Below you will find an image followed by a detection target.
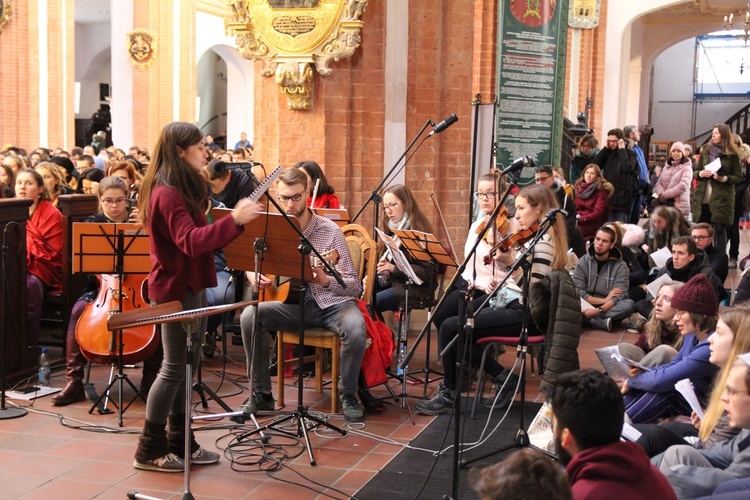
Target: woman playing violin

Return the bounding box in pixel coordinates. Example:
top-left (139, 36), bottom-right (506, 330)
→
top-left (416, 184), bottom-right (569, 415)
top-left (51, 176), bottom-right (158, 406)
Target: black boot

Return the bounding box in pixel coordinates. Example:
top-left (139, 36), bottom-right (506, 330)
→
top-left (133, 419), bottom-right (183, 472)
top-left (167, 414), bottom-right (219, 465)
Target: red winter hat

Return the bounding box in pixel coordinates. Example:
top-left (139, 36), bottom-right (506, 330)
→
top-left (670, 274), bottom-right (718, 317)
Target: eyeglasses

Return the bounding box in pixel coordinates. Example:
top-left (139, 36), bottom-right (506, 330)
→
top-left (101, 198), bottom-right (127, 206)
top-left (607, 139), bottom-right (619, 144)
top-left (724, 386), bottom-right (749, 397)
top-left (474, 192), bottom-right (497, 200)
top-left (277, 193), bottom-right (304, 203)
top-left (383, 202), bottom-right (401, 212)
top-left (692, 235), bottom-right (711, 240)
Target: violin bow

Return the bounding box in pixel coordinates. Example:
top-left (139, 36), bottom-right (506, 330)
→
top-left (430, 191), bottom-right (456, 258)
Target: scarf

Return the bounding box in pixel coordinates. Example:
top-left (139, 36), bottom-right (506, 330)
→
top-left (575, 181), bottom-right (598, 200)
top-left (388, 212), bottom-right (410, 232)
top-left (709, 141), bottom-right (724, 163)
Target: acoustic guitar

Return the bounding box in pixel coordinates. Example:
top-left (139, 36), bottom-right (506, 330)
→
top-left (260, 249), bottom-right (340, 304)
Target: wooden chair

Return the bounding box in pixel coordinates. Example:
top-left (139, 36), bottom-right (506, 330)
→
top-left (277, 223), bottom-right (378, 413)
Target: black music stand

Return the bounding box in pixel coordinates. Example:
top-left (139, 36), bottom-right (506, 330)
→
top-left (392, 228), bottom-right (457, 394)
top-left (113, 300), bottom-right (254, 500)
top-left (215, 209), bottom-right (347, 465)
top-left (72, 222), bottom-right (151, 426)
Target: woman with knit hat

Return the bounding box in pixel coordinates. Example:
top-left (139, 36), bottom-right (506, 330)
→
top-left (621, 274), bottom-right (720, 424)
top-left (652, 141), bottom-right (692, 219)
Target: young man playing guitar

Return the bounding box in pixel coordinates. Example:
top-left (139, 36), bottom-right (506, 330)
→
top-left (239, 167), bottom-right (367, 422)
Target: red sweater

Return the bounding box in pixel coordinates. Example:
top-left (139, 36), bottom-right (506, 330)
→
top-left (26, 199), bottom-right (63, 292)
top-left (567, 441), bottom-right (676, 500)
top-left (147, 185), bottom-right (242, 302)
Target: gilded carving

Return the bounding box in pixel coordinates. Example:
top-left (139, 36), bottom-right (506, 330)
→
top-left (225, 0), bottom-right (368, 110)
top-left (126, 30), bottom-right (157, 71)
top-left (0, 0), bottom-right (12, 35)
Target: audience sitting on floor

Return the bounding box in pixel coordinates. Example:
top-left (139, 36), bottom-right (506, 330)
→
top-left (653, 353), bottom-right (750, 498)
top-left (547, 369), bottom-right (676, 499)
top-left (622, 274), bottom-right (719, 424)
top-left (572, 226), bottom-right (635, 332)
top-left (634, 305), bottom-right (750, 458)
top-left (617, 280), bottom-right (684, 368)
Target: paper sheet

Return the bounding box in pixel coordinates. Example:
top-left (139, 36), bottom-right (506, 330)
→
top-left (6, 386), bottom-right (61, 401)
top-left (611, 353), bottom-right (652, 372)
top-left (594, 346), bottom-right (630, 380)
top-left (646, 273), bottom-right (671, 301)
top-left (622, 422), bottom-right (643, 442)
top-left (704, 157), bottom-right (722, 173)
top-left (675, 378), bottom-right (705, 419)
top-left (375, 227), bottom-right (423, 285)
top-left (581, 298), bottom-right (597, 311)
top-left (649, 247), bottom-right (672, 270)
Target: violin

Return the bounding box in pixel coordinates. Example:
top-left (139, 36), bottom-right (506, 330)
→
top-left (76, 274), bottom-right (159, 365)
top-left (476, 206), bottom-right (511, 244)
top-left (483, 222), bottom-right (540, 265)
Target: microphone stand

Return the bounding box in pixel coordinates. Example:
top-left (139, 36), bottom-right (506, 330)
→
top-left (460, 210), bottom-right (560, 468)
top-left (0, 223), bottom-right (27, 420)
top-left (350, 118), bottom-right (434, 236)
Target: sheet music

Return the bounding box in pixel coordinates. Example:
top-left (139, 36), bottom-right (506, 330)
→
top-left (675, 378), bottom-right (705, 419)
top-left (248, 166), bottom-right (282, 202)
top-left (611, 353), bottom-right (652, 372)
top-left (375, 227), bottom-right (423, 285)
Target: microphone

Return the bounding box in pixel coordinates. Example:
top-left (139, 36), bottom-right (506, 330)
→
top-left (213, 161), bottom-right (263, 174)
top-left (500, 156), bottom-right (535, 176)
top-left (542, 207), bottom-right (568, 224)
top-left (428, 114), bottom-right (458, 136)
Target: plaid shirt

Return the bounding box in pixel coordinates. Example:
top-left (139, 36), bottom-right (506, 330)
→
top-left (304, 212), bottom-right (362, 308)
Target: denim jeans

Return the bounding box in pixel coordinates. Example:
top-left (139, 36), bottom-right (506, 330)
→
top-left (241, 299), bottom-right (366, 396)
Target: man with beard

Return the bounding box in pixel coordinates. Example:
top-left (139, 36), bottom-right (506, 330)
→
top-left (547, 369), bottom-right (676, 499)
top-left (572, 226), bottom-right (635, 332)
top-left (239, 167), bottom-right (367, 422)
top-left (592, 128), bottom-right (638, 223)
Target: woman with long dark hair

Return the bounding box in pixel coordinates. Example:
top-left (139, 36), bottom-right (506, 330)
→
top-left (573, 163), bottom-right (613, 241)
top-left (294, 160), bottom-right (341, 209)
top-left (133, 122), bottom-right (262, 472)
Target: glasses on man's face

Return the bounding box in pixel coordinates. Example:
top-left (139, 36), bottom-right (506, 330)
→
top-left (474, 192), bottom-right (497, 200)
top-left (383, 202), bottom-right (401, 212)
top-left (607, 140), bottom-right (618, 144)
top-left (693, 235), bottom-right (710, 241)
top-left (278, 193), bottom-right (304, 204)
top-left (101, 198), bottom-right (127, 206)
top-left (724, 385), bottom-right (749, 397)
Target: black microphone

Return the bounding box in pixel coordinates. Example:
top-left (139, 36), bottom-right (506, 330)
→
top-left (543, 207), bottom-right (568, 224)
top-left (213, 161), bottom-right (263, 174)
top-left (428, 114), bottom-right (458, 137)
top-left (500, 156), bottom-right (535, 176)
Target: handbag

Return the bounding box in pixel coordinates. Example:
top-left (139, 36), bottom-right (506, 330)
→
top-left (527, 400), bottom-right (556, 453)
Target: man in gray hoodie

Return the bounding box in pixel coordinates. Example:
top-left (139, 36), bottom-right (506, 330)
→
top-left (573, 226), bottom-right (635, 331)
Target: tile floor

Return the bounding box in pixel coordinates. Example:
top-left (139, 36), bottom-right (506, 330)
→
top-left (1, 241), bottom-right (745, 499)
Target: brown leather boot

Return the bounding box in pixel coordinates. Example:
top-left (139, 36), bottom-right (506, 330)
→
top-left (51, 328), bottom-right (87, 406)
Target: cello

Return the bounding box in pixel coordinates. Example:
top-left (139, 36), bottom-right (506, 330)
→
top-left (75, 273), bottom-right (159, 366)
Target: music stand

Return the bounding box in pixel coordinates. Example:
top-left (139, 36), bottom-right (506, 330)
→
top-left (312, 207), bottom-right (350, 228)
top-left (392, 228), bottom-right (457, 393)
top-left (72, 222), bottom-right (151, 426)
top-left (112, 300), bottom-right (255, 500)
top-left (215, 209), bottom-right (347, 465)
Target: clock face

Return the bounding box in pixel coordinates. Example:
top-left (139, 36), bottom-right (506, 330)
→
top-left (509, 0), bottom-right (556, 28)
